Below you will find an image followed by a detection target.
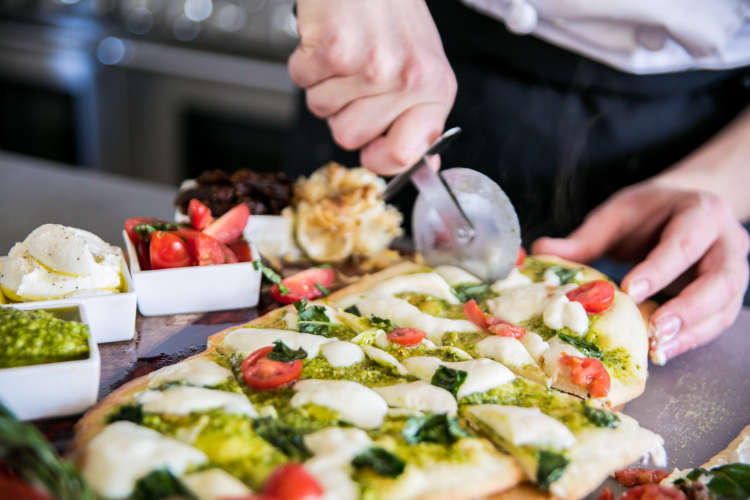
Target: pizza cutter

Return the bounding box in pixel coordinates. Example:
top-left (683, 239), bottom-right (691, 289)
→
top-left (384, 127), bottom-right (521, 282)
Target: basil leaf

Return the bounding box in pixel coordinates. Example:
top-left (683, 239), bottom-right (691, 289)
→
top-left (537, 450), bottom-right (569, 490)
top-left (352, 447), bottom-right (405, 478)
top-left (133, 222), bottom-right (178, 237)
top-left (402, 414), bottom-right (470, 445)
top-left (295, 299), bottom-right (337, 337)
top-left (132, 468), bottom-right (195, 500)
top-left (107, 404), bottom-right (143, 424)
top-left (252, 417), bottom-right (311, 461)
top-left (686, 468), bottom-right (708, 481)
top-left (706, 463), bottom-right (750, 498)
top-left (367, 315), bottom-right (396, 333)
top-left (558, 333), bottom-right (602, 359)
top-left (253, 260), bottom-right (289, 295)
top-left (453, 283), bottom-right (493, 303)
top-left (315, 282), bottom-right (330, 296)
top-left (581, 402), bottom-right (619, 428)
top-left (266, 340), bottom-right (307, 363)
top-left (430, 366), bottom-right (467, 397)
top-left (550, 266), bottom-right (579, 284)
top-left (344, 305), bottom-right (362, 316)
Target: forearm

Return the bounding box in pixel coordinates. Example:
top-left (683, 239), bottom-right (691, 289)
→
top-left (653, 105), bottom-right (750, 222)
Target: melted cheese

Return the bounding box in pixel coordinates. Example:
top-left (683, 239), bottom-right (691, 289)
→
top-left (466, 405), bottom-right (576, 449)
top-left (475, 336), bottom-right (537, 370)
top-left (490, 267), bottom-right (532, 293)
top-left (403, 357), bottom-right (515, 399)
top-left (304, 427), bottom-right (373, 465)
top-left (147, 358), bottom-right (232, 388)
top-left (135, 386), bottom-right (256, 416)
top-left (541, 337), bottom-right (584, 379)
top-left (543, 294), bottom-right (589, 334)
top-left (82, 421), bottom-right (207, 499)
top-left (374, 381), bottom-right (457, 415)
top-left (291, 379), bottom-right (388, 429)
top-left (361, 345), bottom-right (408, 375)
top-left (542, 268), bottom-right (562, 286)
top-left (305, 459), bottom-right (359, 500)
top-left (221, 328), bottom-right (332, 358)
top-left (365, 272), bottom-right (459, 303)
top-left (434, 265), bottom-right (482, 286)
top-left (182, 469), bottom-right (252, 500)
top-left (486, 283), bottom-right (552, 324)
top-left (521, 331), bottom-right (550, 363)
top-left (320, 341), bottom-right (364, 367)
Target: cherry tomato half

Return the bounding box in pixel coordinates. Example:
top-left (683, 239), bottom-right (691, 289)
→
top-left (559, 354), bottom-right (611, 398)
top-left (566, 280), bottom-right (615, 313)
top-left (149, 231), bottom-right (192, 270)
top-left (487, 319), bottom-right (526, 339)
top-left (228, 238), bottom-right (253, 262)
top-left (387, 328), bottom-right (426, 346)
top-left (516, 247), bottom-right (527, 267)
top-left (188, 198), bottom-right (214, 231)
top-left (241, 346), bottom-right (302, 390)
top-left (615, 468), bottom-right (670, 487)
top-left (204, 203), bottom-right (250, 244)
top-left (619, 484), bottom-right (685, 500)
top-left (463, 299), bottom-right (489, 330)
top-left (177, 228), bottom-right (223, 266)
top-left (124, 217), bottom-right (156, 270)
top-left (263, 463), bottom-right (323, 500)
top-left (271, 268), bottom-right (336, 304)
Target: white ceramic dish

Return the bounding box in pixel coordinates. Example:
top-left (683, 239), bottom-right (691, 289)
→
top-left (123, 230), bottom-right (262, 316)
top-left (0, 255), bottom-right (137, 343)
top-left (0, 302), bottom-right (100, 420)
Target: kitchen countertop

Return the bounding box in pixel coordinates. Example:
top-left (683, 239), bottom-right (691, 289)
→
top-left (1, 151), bottom-right (748, 492)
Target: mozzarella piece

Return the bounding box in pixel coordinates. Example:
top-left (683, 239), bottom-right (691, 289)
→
top-left (466, 405), bottom-right (576, 449)
top-left (291, 380), bottom-right (388, 429)
top-left (521, 331), bottom-right (550, 363)
top-left (403, 357), bottom-right (515, 399)
top-left (435, 345), bottom-right (472, 360)
top-left (374, 381), bottom-right (457, 415)
top-left (434, 265), bottom-right (482, 286)
top-left (82, 421), bottom-right (207, 499)
top-left (361, 345), bottom-right (408, 375)
top-left (305, 459), bottom-right (359, 500)
top-left (24, 224), bottom-right (120, 276)
top-left (475, 336), bottom-right (537, 370)
top-left (147, 358), bottom-right (233, 388)
top-left (304, 427), bottom-right (373, 465)
top-left (135, 386), bottom-right (256, 417)
top-left (542, 268), bottom-right (562, 286)
top-left (543, 294), bottom-right (589, 335)
top-left (490, 267), bottom-right (532, 292)
top-left (365, 272), bottom-right (460, 303)
top-left (486, 283), bottom-right (552, 324)
top-left (321, 341), bottom-right (364, 367)
top-left (221, 328), bottom-right (332, 358)
top-left (541, 337), bottom-right (584, 379)
top-left (183, 469), bottom-right (252, 500)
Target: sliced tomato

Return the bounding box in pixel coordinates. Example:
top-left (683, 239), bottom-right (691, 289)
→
top-left (559, 354), bottom-right (611, 398)
top-left (177, 228), bottom-right (224, 266)
top-left (228, 238), bottom-right (253, 262)
top-left (219, 242), bottom-right (239, 264)
top-left (124, 217), bottom-right (156, 270)
top-left (0, 476), bottom-right (54, 500)
top-left (487, 318), bottom-right (526, 338)
top-left (270, 267), bottom-right (336, 305)
top-left (241, 346), bottom-right (302, 390)
top-left (566, 280), bottom-right (615, 313)
top-left (149, 231), bottom-right (192, 270)
top-left (188, 198), bottom-right (214, 231)
top-left (263, 463), bottom-right (323, 500)
top-left (595, 487), bottom-right (615, 500)
top-left (615, 469), bottom-right (670, 487)
top-left (516, 246), bottom-right (527, 266)
top-left (387, 328), bottom-right (426, 346)
top-left (204, 203), bottom-right (250, 244)
top-left (464, 299), bottom-right (489, 329)
top-left (619, 484), bottom-right (685, 500)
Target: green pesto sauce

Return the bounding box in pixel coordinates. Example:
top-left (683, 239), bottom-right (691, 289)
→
top-left (520, 257), bottom-right (581, 284)
top-left (0, 307), bottom-right (90, 368)
top-left (394, 292), bottom-right (465, 319)
top-left (300, 355), bottom-right (414, 386)
top-left (600, 347), bottom-right (633, 378)
top-left (440, 331), bottom-right (485, 353)
top-left (141, 411), bottom-right (287, 489)
top-left (459, 378), bottom-right (593, 432)
top-left (520, 315), bottom-right (566, 341)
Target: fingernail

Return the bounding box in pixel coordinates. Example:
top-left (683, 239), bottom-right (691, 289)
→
top-left (651, 314), bottom-right (682, 342)
top-left (627, 279), bottom-right (650, 302)
top-left (657, 338), bottom-right (682, 362)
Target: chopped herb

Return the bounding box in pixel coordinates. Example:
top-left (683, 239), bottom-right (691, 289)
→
top-left (581, 402), bottom-right (619, 428)
top-left (402, 414), bottom-right (470, 444)
top-left (430, 366), bottom-right (467, 397)
top-left (133, 222), bottom-right (179, 237)
top-left (266, 340), bottom-right (307, 363)
top-left (252, 417), bottom-right (311, 461)
top-left (295, 299), bottom-right (337, 337)
top-left (107, 404), bottom-right (143, 424)
top-left (314, 282), bottom-right (330, 296)
top-left (537, 450), bottom-right (569, 490)
top-left (686, 468), bottom-right (707, 481)
top-left (367, 315), bottom-right (396, 333)
top-left (550, 266), bottom-right (579, 284)
top-left (132, 468), bottom-right (195, 500)
top-left (352, 447), bottom-right (405, 478)
top-left (253, 260), bottom-right (289, 295)
top-left (558, 333), bottom-right (602, 359)
top-left (706, 464), bottom-right (750, 498)
top-left (453, 283), bottom-right (493, 303)
top-left (344, 305), bottom-right (361, 316)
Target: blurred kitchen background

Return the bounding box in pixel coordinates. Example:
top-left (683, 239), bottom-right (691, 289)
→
top-left (0, 0), bottom-right (298, 184)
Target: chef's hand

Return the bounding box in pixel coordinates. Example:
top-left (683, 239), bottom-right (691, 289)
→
top-left (288, 0), bottom-right (456, 175)
top-left (532, 182), bottom-right (750, 364)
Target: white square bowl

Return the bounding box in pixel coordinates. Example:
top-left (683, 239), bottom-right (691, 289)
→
top-left (0, 302), bottom-right (100, 420)
top-left (123, 230), bottom-right (262, 316)
top-left (0, 256), bottom-right (137, 343)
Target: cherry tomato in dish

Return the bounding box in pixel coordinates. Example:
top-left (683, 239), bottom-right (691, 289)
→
top-left (219, 242), bottom-right (239, 264)
top-left (241, 346), bottom-right (302, 390)
top-left (463, 299), bottom-right (489, 329)
top-left (271, 267), bottom-right (336, 304)
top-left (559, 354), bottom-right (611, 398)
top-left (566, 280), bottom-right (615, 313)
top-left (387, 328), bottom-right (426, 346)
top-left (228, 238), bottom-right (253, 262)
top-left (487, 318), bottom-right (526, 339)
top-left (188, 198), bottom-right (214, 231)
top-left (204, 203), bottom-right (250, 244)
top-left (149, 231), bottom-right (192, 270)
top-left (0, 473), bottom-right (54, 500)
top-left (619, 484), bottom-right (685, 500)
top-left (595, 487), bottom-right (615, 500)
top-left (615, 468), bottom-right (670, 487)
top-left (516, 247), bottom-right (527, 266)
top-left (177, 228), bottom-right (223, 266)
top-left (124, 217), bottom-right (156, 270)
top-left (263, 463), bottom-right (323, 500)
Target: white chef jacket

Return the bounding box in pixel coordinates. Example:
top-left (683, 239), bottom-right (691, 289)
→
top-left (462, 0), bottom-right (750, 74)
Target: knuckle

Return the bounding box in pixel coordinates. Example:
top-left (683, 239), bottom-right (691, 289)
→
top-left (322, 33), bottom-right (355, 74)
top-left (305, 92), bottom-right (331, 118)
top-left (362, 47), bottom-right (388, 85)
top-left (675, 234), bottom-right (702, 262)
top-left (387, 145), bottom-right (416, 169)
top-left (329, 121), bottom-right (361, 151)
top-left (399, 57), bottom-right (426, 92)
